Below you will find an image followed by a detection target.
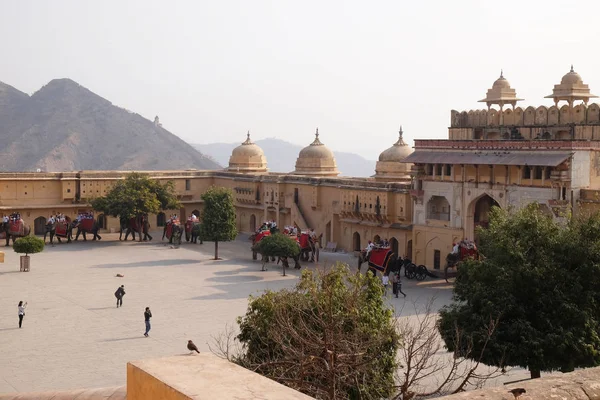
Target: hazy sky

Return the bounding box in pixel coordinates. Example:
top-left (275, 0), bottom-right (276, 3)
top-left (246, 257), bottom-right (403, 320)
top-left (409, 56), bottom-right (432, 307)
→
top-left (1, 1), bottom-right (599, 160)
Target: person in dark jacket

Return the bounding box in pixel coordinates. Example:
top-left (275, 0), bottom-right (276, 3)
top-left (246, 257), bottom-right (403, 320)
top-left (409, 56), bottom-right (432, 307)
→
top-left (144, 307), bottom-right (152, 337)
top-left (115, 285), bottom-right (125, 308)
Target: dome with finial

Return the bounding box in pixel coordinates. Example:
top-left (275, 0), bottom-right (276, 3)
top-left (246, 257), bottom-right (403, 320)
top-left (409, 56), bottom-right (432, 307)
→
top-left (479, 70), bottom-right (523, 108)
top-left (378, 126), bottom-right (413, 162)
top-left (227, 131), bottom-right (268, 173)
top-left (374, 126), bottom-right (413, 181)
top-left (293, 129), bottom-right (339, 176)
top-left (561, 65), bottom-right (583, 85)
top-left (546, 65), bottom-right (597, 104)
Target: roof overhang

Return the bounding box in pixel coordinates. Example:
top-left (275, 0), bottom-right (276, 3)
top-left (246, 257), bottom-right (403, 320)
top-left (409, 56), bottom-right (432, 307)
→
top-left (401, 151), bottom-right (572, 167)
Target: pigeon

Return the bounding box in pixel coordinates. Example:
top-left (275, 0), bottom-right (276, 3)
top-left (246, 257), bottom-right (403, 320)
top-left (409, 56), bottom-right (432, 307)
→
top-left (187, 340), bottom-right (200, 353)
top-left (508, 388), bottom-right (526, 399)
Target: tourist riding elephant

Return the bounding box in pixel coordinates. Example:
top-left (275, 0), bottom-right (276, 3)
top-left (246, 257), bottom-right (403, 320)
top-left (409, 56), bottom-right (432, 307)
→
top-left (249, 231), bottom-right (275, 262)
top-left (298, 232), bottom-right (321, 262)
top-left (1, 219), bottom-right (31, 246)
top-left (44, 220), bottom-right (73, 244)
top-left (73, 218), bottom-right (102, 241)
top-left (163, 221), bottom-right (183, 245)
top-left (184, 220), bottom-right (202, 244)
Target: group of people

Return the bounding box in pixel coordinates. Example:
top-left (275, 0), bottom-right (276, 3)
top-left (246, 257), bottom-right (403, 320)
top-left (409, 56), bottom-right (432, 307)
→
top-left (186, 214), bottom-right (199, 223)
top-left (2, 213), bottom-right (22, 223)
top-left (48, 213), bottom-right (68, 224)
top-left (382, 271), bottom-right (407, 298)
top-left (257, 220), bottom-right (277, 233)
top-left (364, 238), bottom-right (391, 257)
top-left (168, 214), bottom-right (180, 224)
top-left (77, 212), bottom-right (94, 220)
top-left (114, 285), bottom-right (153, 337)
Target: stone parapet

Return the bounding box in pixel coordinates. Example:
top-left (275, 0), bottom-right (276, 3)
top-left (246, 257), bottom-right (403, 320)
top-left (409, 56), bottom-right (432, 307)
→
top-left (438, 367), bottom-right (600, 399)
top-left (127, 354), bottom-right (314, 400)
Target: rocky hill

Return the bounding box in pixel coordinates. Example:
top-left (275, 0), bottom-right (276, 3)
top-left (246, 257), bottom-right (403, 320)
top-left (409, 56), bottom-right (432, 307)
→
top-left (193, 138), bottom-right (376, 177)
top-left (0, 79), bottom-right (221, 172)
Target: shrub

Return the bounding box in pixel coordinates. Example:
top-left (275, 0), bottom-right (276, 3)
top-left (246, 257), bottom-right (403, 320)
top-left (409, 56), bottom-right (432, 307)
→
top-left (13, 235), bottom-right (45, 256)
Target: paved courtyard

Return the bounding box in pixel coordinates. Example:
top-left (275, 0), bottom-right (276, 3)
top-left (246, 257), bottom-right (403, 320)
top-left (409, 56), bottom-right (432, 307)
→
top-left (0, 232), bottom-right (525, 394)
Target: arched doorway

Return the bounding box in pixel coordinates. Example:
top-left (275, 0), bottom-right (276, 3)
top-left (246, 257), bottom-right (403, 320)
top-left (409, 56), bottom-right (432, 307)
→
top-left (353, 232), bottom-right (361, 251)
top-left (249, 214), bottom-right (256, 232)
top-left (473, 195), bottom-right (500, 242)
top-left (34, 216), bottom-right (46, 235)
top-left (157, 212), bottom-right (166, 227)
top-left (389, 237), bottom-right (399, 256)
top-left (97, 214), bottom-right (106, 229)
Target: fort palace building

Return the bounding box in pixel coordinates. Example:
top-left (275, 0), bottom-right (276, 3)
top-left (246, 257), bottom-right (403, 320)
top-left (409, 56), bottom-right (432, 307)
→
top-left (3, 66), bottom-right (600, 272)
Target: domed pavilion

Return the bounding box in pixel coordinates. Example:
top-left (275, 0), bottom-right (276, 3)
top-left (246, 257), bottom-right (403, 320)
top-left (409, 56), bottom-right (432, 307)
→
top-left (478, 70), bottom-right (523, 110)
top-left (545, 65), bottom-right (598, 106)
top-left (293, 129), bottom-right (339, 177)
top-left (227, 132), bottom-right (268, 173)
top-left (374, 126), bottom-right (413, 181)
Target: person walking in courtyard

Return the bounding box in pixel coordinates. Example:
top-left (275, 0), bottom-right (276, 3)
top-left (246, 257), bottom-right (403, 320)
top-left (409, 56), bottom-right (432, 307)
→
top-left (18, 301), bottom-right (27, 328)
top-left (114, 285), bottom-right (125, 308)
top-left (392, 271), bottom-right (406, 298)
top-left (382, 273), bottom-right (389, 296)
top-left (144, 307), bottom-right (152, 337)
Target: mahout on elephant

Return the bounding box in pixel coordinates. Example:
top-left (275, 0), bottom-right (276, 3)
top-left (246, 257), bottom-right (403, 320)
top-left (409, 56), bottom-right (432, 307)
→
top-left (0, 213), bottom-right (31, 246)
top-left (444, 240), bottom-right (478, 283)
top-left (73, 212), bottom-right (102, 241)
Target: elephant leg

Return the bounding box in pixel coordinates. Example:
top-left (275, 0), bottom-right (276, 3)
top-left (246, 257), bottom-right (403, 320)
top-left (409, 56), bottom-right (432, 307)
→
top-left (5, 235), bottom-right (10, 246)
top-left (295, 256), bottom-right (301, 269)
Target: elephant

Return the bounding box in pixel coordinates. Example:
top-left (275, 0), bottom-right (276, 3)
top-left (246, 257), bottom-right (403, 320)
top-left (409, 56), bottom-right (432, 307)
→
top-left (277, 253), bottom-right (302, 269)
top-left (73, 218), bottom-right (102, 241)
top-left (44, 220), bottom-right (73, 244)
top-left (297, 232), bottom-right (321, 262)
top-left (184, 220), bottom-right (202, 244)
top-left (119, 216), bottom-right (141, 241)
top-left (1, 220), bottom-right (31, 246)
top-left (162, 221), bottom-right (183, 245)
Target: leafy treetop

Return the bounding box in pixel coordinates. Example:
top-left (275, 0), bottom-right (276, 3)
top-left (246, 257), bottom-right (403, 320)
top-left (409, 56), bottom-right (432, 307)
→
top-left (91, 172), bottom-right (180, 218)
top-left (199, 186), bottom-right (237, 243)
top-left (439, 203), bottom-right (600, 377)
top-left (235, 263), bottom-right (399, 399)
top-left (13, 236), bottom-right (45, 256)
top-left (254, 233), bottom-right (300, 258)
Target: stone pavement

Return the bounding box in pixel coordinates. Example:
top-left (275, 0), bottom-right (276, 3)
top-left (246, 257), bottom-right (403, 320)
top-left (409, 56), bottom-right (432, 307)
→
top-left (0, 232), bottom-right (526, 394)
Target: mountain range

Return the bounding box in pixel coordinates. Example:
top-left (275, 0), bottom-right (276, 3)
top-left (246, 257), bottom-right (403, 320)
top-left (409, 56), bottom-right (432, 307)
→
top-left (193, 138), bottom-right (376, 177)
top-left (0, 79), bottom-right (220, 171)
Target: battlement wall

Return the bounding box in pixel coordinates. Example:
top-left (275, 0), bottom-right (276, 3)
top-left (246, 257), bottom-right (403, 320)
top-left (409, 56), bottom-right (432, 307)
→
top-left (451, 103), bottom-right (600, 128)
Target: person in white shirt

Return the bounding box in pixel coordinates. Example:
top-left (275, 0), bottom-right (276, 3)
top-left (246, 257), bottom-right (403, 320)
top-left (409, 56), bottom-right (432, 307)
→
top-left (452, 243), bottom-right (459, 254)
top-left (365, 241), bottom-right (374, 257)
top-left (382, 274), bottom-right (389, 296)
top-left (18, 300), bottom-right (27, 328)
top-left (191, 214), bottom-right (198, 222)
top-left (3, 216), bottom-right (9, 223)
top-left (48, 215), bottom-right (55, 224)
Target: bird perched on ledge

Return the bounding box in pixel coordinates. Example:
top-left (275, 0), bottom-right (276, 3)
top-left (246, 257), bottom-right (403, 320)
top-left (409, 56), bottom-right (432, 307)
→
top-left (187, 340), bottom-right (200, 354)
top-left (508, 388), bottom-right (526, 399)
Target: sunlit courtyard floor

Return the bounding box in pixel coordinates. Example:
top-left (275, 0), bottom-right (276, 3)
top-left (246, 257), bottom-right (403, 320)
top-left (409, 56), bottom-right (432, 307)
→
top-left (0, 232), bottom-right (528, 394)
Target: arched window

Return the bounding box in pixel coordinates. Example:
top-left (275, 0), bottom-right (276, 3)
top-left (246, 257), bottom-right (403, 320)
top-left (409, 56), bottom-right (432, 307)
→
top-left (157, 212), bottom-right (166, 227)
top-left (427, 196), bottom-right (450, 221)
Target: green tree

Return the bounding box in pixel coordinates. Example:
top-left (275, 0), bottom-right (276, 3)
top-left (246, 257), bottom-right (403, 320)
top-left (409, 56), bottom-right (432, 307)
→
top-left (254, 233), bottom-right (300, 275)
top-left (199, 186), bottom-right (237, 259)
top-left (233, 263), bottom-right (400, 399)
top-left (91, 172), bottom-right (180, 241)
top-left (13, 236), bottom-right (45, 256)
top-left (439, 203), bottom-right (600, 379)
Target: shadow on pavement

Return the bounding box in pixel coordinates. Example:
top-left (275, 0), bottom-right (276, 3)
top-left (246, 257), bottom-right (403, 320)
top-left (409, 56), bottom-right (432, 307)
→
top-left (101, 336), bottom-right (145, 342)
top-left (91, 259), bottom-right (199, 268)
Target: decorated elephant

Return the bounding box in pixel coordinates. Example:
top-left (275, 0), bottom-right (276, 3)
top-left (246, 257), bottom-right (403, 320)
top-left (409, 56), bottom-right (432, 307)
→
top-left (250, 230), bottom-right (273, 261)
top-left (297, 232), bottom-right (321, 262)
top-left (73, 215), bottom-right (102, 241)
top-left (1, 216), bottom-right (31, 246)
top-left (44, 220), bottom-right (73, 244)
top-left (184, 220), bottom-right (202, 244)
top-left (162, 220), bottom-right (183, 245)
